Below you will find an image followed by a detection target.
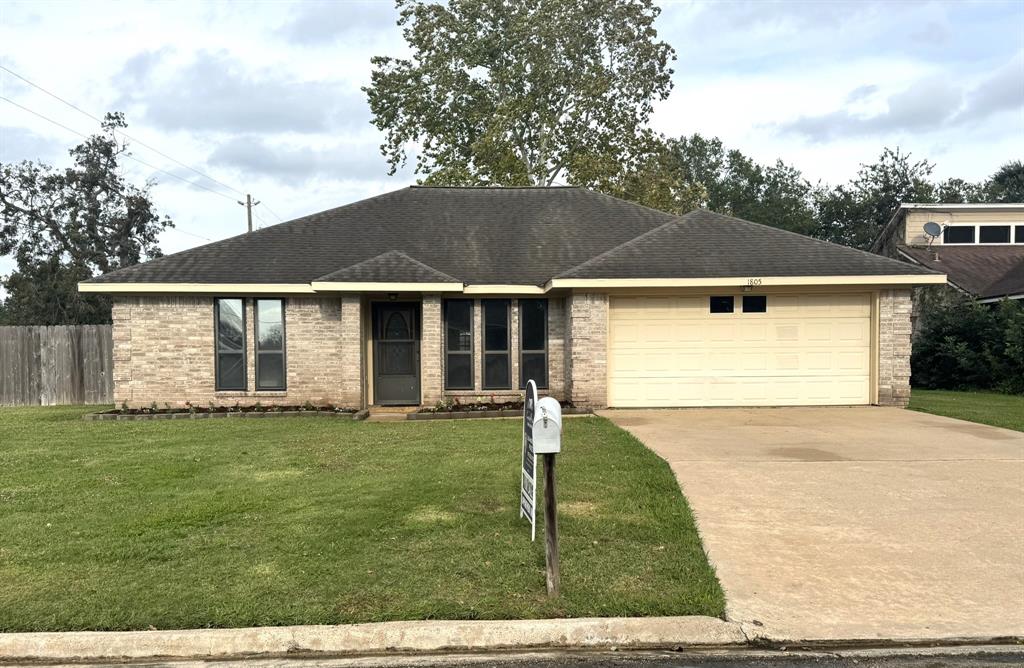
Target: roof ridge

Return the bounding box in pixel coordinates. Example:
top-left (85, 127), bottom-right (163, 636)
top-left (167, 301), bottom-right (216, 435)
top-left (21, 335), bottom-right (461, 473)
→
top-left (313, 250), bottom-right (461, 283)
top-left (554, 213), bottom-right (689, 279)
top-left (699, 208), bottom-right (943, 275)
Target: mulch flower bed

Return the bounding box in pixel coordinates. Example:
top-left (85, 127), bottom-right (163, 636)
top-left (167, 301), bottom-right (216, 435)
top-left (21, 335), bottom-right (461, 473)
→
top-left (84, 404), bottom-right (366, 421)
top-left (409, 399), bottom-right (589, 420)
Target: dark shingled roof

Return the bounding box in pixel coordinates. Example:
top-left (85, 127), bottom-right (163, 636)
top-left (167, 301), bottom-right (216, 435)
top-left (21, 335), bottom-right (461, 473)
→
top-left (558, 209), bottom-right (937, 279)
top-left (86, 186), bottom-right (939, 286)
top-left (314, 251), bottom-right (459, 284)
top-left (899, 246), bottom-right (1024, 299)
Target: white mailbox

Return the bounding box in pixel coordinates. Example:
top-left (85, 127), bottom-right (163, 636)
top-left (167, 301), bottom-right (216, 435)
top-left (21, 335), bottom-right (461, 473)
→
top-left (533, 397), bottom-right (562, 454)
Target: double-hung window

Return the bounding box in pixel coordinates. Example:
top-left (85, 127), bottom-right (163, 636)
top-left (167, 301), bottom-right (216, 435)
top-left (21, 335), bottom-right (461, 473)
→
top-left (519, 299), bottom-right (548, 389)
top-left (214, 298), bottom-right (246, 390)
top-left (444, 299), bottom-right (473, 389)
top-left (482, 299), bottom-right (510, 389)
top-left (255, 299), bottom-right (286, 390)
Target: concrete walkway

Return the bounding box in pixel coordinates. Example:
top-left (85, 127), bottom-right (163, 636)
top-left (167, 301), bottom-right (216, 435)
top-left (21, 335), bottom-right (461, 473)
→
top-left (600, 407), bottom-right (1024, 643)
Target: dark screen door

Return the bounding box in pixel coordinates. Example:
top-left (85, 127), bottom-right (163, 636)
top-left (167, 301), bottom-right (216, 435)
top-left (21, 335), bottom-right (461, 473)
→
top-left (373, 302), bottom-right (421, 405)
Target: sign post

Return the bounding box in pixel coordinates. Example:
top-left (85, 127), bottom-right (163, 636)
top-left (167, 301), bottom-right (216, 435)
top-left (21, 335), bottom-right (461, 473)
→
top-left (520, 380), bottom-right (538, 542)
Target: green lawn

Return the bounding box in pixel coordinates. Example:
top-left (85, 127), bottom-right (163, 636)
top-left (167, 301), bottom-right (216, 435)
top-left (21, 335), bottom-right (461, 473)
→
top-left (909, 389), bottom-right (1024, 432)
top-left (0, 407), bottom-right (723, 631)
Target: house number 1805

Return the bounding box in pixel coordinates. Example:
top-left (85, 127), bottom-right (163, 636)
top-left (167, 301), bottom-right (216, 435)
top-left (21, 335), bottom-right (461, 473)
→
top-left (747, 278), bottom-right (763, 286)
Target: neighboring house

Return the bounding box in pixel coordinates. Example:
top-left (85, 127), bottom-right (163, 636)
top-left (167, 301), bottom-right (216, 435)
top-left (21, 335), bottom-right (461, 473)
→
top-left (871, 203), bottom-right (1024, 304)
top-left (79, 186), bottom-right (944, 410)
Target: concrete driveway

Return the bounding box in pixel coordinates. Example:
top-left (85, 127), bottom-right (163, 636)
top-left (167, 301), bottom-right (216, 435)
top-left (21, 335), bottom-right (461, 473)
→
top-left (599, 407), bottom-right (1024, 643)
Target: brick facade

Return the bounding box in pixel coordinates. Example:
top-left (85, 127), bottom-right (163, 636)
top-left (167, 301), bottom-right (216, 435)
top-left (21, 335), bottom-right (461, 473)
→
top-left (112, 296), bottom-right (361, 408)
top-left (111, 289), bottom-right (915, 411)
top-left (565, 292), bottom-right (608, 409)
top-left (877, 288), bottom-right (913, 407)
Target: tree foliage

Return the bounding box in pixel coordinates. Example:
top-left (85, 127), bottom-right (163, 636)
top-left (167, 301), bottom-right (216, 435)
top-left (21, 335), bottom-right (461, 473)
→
top-left (986, 160), bottom-right (1024, 203)
top-left (365, 0), bottom-right (675, 187)
top-left (0, 112), bottom-right (172, 324)
top-left (912, 295), bottom-right (1024, 395)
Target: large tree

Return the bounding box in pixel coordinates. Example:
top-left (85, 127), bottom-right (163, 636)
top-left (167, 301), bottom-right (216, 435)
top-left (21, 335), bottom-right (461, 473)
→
top-left (365, 0), bottom-right (675, 187)
top-left (985, 160), bottom-right (1024, 202)
top-left (0, 112), bottom-right (172, 324)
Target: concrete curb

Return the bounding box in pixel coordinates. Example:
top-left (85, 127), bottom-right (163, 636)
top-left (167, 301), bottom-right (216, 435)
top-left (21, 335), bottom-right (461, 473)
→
top-left (0, 616), bottom-right (745, 662)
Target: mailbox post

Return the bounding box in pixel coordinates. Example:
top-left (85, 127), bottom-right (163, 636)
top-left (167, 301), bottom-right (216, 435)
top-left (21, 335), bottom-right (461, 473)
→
top-left (533, 396), bottom-right (562, 596)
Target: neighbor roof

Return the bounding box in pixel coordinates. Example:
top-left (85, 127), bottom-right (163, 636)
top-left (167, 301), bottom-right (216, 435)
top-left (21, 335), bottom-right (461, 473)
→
top-left (899, 246), bottom-right (1024, 300)
top-left (85, 186), bottom-right (938, 288)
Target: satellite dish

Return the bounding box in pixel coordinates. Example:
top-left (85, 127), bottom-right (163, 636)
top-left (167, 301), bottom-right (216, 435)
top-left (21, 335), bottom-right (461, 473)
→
top-left (923, 221), bottom-right (942, 238)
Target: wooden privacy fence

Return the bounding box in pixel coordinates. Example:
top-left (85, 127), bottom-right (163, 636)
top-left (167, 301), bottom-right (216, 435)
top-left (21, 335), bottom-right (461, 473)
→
top-left (0, 325), bottom-right (113, 406)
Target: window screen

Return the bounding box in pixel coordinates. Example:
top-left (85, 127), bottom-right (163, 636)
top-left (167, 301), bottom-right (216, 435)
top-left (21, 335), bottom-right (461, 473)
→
top-left (710, 296), bottom-right (734, 313)
top-left (444, 300), bottom-right (473, 389)
top-left (519, 299), bottom-right (548, 389)
top-left (255, 299), bottom-right (286, 390)
top-left (979, 226), bottom-right (1011, 244)
top-left (482, 299), bottom-right (510, 389)
top-left (742, 295), bottom-right (767, 313)
top-left (215, 298), bottom-right (246, 390)
top-left (943, 226), bottom-right (975, 244)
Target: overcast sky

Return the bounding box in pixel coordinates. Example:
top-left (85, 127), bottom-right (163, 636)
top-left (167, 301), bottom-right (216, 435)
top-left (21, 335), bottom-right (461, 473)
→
top-left (1, 0), bottom-right (1022, 270)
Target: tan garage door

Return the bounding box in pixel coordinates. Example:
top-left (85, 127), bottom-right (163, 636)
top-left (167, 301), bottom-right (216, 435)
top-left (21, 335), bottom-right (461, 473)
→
top-left (608, 293), bottom-right (872, 407)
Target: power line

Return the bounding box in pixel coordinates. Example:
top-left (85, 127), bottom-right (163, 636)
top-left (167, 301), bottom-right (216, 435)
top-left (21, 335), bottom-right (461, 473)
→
top-left (0, 64), bottom-right (246, 198)
top-left (261, 203), bottom-right (286, 223)
top-left (0, 96), bottom-right (220, 243)
top-left (0, 95), bottom-right (239, 203)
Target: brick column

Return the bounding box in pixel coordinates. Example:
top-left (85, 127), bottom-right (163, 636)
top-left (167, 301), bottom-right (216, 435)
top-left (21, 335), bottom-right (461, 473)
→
top-left (547, 296), bottom-right (567, 400)
top-left (421, 295), bottom-right (443, 406)
top-left (877, 288), bottom-right (913, 407)
top-left (111, 297), bottom-right (132, 407)
top-left (566, 293), bottom-right (608, 409)
top-left (339, 295), bottom-right (363, 408)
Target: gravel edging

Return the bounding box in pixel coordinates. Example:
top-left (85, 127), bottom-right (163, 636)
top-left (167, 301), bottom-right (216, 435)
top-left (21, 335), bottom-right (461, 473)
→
top-left (408, 407), bottom-right (592, 420)
top-left (0, 616), bottom-right (745, 662)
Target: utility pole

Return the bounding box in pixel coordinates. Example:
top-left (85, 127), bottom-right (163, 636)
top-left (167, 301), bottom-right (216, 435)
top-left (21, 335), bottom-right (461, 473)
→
top-left (237, 194), bottom-right (260, 232)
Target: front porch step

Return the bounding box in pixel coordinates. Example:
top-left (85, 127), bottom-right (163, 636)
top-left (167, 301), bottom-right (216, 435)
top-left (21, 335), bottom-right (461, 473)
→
top-left (366, 406), bottom-right (418, 422)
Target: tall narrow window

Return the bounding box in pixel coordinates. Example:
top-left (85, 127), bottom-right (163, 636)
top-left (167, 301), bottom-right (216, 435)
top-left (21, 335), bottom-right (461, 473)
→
top-left (444, 299), bottom-right (473, 389)
top-left (215, 298), bottom-right (246, 390)
top-left (519, 299), bottom-right (548, 389)
top-left (482, 299), bottom-right (510, 389)
top-left (255, 299), bottom-right (286, 390)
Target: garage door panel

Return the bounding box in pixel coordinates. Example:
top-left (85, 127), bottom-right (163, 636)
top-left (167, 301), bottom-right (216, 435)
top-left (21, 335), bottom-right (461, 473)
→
top-left (609, 293), bottom-right (871, 407)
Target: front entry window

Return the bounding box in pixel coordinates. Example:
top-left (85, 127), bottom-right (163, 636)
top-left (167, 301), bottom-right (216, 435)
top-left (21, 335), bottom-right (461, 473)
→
top-left (255, 299), bottom-right (286, 390)
top-left (483, 299), bottom-right (510, 389)
top-left (215, 298), bottom-right (246, 390)
top-left (519, 299), bottom-right (548, 389)
top-left (444, 300), bottom-right (473, 389)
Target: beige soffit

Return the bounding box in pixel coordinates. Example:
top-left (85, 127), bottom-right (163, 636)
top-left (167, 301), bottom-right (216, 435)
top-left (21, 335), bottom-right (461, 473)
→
top-left (546, 274), bottom-right (947, 289)
top-left (462, 284), bottom-right (546, 294)
top-left (309, 281), bottom-right (465, 292)
top-left (78, 282), bottom-right (318, 294)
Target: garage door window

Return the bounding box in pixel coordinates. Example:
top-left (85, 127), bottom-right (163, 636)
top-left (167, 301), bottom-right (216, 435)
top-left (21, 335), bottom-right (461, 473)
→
top-left (710, 296), bottom-right (734, 313)
top-left (742, 295), bottom-right (767, 313)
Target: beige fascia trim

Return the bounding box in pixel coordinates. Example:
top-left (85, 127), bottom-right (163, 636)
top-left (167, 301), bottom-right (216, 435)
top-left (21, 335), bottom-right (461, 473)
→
top-left (310, 281), bottom-right (464, 292)
top-left (546, 274), bottom-right (947, 289)
top-left (78, 282), bottom-right (317, 294)
top-left (462, 284), bottom-right (546, 294)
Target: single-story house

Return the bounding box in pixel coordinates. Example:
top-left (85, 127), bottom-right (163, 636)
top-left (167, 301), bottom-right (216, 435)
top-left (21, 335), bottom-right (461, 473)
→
top-left (80, 186), bottom-right (945, 410)
top-left (871, 203), bottom-right (1024, 303)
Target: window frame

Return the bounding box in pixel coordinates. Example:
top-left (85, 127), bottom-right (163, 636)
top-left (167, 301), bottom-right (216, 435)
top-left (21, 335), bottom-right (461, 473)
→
top-left (214, 297), bottom-right (247, 391)
top-left (482, 298), bottom-right (511, 390)
top-left (979, 225), bottom-right (1012, 244)
top-left (942, 224), bottom-right (1024, 245)
top-left (254, 298), bottom-right (287, 391)
top-left (709, 295), bottom-right (735, 314)
top-left (742, 295), bottom-right (767, 313)
top-left (518, 298), bottom-right (548, 390)
top-left (443, 299), bottom-right (474, 390)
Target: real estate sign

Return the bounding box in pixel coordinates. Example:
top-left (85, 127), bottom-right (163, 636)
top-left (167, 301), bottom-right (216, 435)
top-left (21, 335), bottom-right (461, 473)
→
top-left (520, 379), bottom-right (538, 541)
